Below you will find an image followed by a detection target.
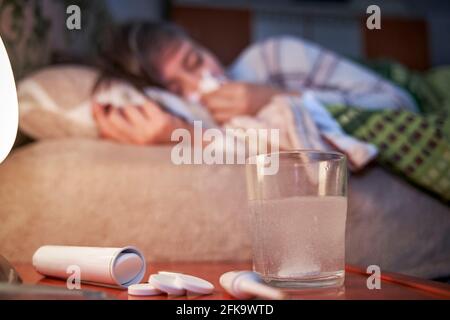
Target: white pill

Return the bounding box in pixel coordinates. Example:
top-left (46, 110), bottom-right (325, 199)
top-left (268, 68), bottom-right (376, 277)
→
top-left (158, 271), bottom-right (214, 295)
top-left (177, 274), bottom-right (214, 295)
top-left (149, 274), bottom-right (186, 296)
top-left (128, 283), bottom-right (162, 296)
top-left (158, 271), bottom-right (182, 277)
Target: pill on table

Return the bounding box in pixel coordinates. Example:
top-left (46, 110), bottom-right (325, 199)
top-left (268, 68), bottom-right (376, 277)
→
top-left (149, 274), bottom-right (186, 296)
top-left (158, 271), bottom-right (214, 295)
top-left (128, 283), bottom-right (162, 296)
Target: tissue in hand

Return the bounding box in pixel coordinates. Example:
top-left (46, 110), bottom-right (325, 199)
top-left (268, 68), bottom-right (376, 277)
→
top-left (188, 70), bottom-right (225, 103)
top-left (94, 81), bottom-right (148, 107)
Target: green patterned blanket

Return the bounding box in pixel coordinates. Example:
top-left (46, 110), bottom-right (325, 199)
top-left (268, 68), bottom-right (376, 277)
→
top-left (328, 62), bottom-right (450, 203)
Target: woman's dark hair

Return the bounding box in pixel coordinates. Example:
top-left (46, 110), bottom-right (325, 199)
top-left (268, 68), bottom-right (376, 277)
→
top-left (94, 22), bottom-right (188, 92)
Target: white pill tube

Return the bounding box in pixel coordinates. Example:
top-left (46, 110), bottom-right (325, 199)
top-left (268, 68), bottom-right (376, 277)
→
top-left (220, 271), bottom-right (286, 300)
top-left (32, 245), bottom-right (146, 289)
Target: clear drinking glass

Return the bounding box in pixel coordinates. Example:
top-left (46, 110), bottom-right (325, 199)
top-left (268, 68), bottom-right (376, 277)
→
top-left (246, 151), bottom-right (348, 288)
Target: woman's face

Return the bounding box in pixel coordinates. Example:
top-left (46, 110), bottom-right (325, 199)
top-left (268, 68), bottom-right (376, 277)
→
top-left (156, 39), bottom-right (225, 99)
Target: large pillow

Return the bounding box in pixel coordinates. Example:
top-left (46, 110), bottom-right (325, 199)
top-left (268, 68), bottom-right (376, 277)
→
top-left (17, 65), bottom-right (166, 140)
top-left (18, 65), bottom-right (100, 139)
top-left (17, 65), bottom-right (215, 140)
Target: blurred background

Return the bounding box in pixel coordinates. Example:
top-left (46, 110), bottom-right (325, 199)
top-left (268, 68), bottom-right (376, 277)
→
top-left (1, 0), bottom-right (450, 80)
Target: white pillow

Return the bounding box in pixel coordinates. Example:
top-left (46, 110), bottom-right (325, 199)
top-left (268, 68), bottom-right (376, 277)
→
top-left (17, 64), bottom-right (216, 140)
top-left (18, 65), bottom-right (100, 139)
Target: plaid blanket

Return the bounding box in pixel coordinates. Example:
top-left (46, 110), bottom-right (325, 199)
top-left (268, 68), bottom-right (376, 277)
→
top-left (328, 63), bottom-right (450, 202)
top-left (229, 37), bottom-right (449, 202)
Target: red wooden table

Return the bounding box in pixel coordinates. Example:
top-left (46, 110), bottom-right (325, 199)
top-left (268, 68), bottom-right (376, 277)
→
top-left (13, 262), bottom-right (450, 300)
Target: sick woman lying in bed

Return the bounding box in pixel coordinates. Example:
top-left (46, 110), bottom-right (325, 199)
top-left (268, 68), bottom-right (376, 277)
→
top-left (92, 22), bottom-right (450, 202)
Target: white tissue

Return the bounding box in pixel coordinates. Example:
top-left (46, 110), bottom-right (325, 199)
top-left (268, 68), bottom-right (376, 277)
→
top-left (187, 70), bottom-right (225, 104)
top-left (94, 81), bottom-right (148, 107)
top-left (199, 70), bottom-right (222, 94)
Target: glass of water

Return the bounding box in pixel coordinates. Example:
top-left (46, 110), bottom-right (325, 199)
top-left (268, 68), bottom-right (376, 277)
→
top-left (246, 151), bottom-right (347, 288)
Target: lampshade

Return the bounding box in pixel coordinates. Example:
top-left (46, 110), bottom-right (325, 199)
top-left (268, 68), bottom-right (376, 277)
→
top-left (0, 35), bottom-right (19, 163)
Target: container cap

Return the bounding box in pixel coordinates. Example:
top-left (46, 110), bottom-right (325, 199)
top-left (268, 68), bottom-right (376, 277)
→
top-left (111, 247), bottom-right (146, 287)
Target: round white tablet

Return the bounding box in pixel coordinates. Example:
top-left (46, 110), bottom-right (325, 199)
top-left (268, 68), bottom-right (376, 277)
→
top-left (158, 271), bottom-right (183, 277)
top-left (176, 274), bottom-right (214, 295)
top-left (128, 283), bottom-right (162, 296)
top-left (158, 271), bottom-right (214, 295)
top-left (149, 274), bottom-right (186, 296)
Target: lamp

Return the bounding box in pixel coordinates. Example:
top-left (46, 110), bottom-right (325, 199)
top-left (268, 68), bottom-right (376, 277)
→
top-left (0, 34), bottom-right (20, 284)
top-left (0, 35), bottom-right (19, 163)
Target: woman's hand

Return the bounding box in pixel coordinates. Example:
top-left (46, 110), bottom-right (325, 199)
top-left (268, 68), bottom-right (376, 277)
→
top-left (201, 82), bottom-right (287, 124)
top-left (92, 101), bottom-right (183, 145)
